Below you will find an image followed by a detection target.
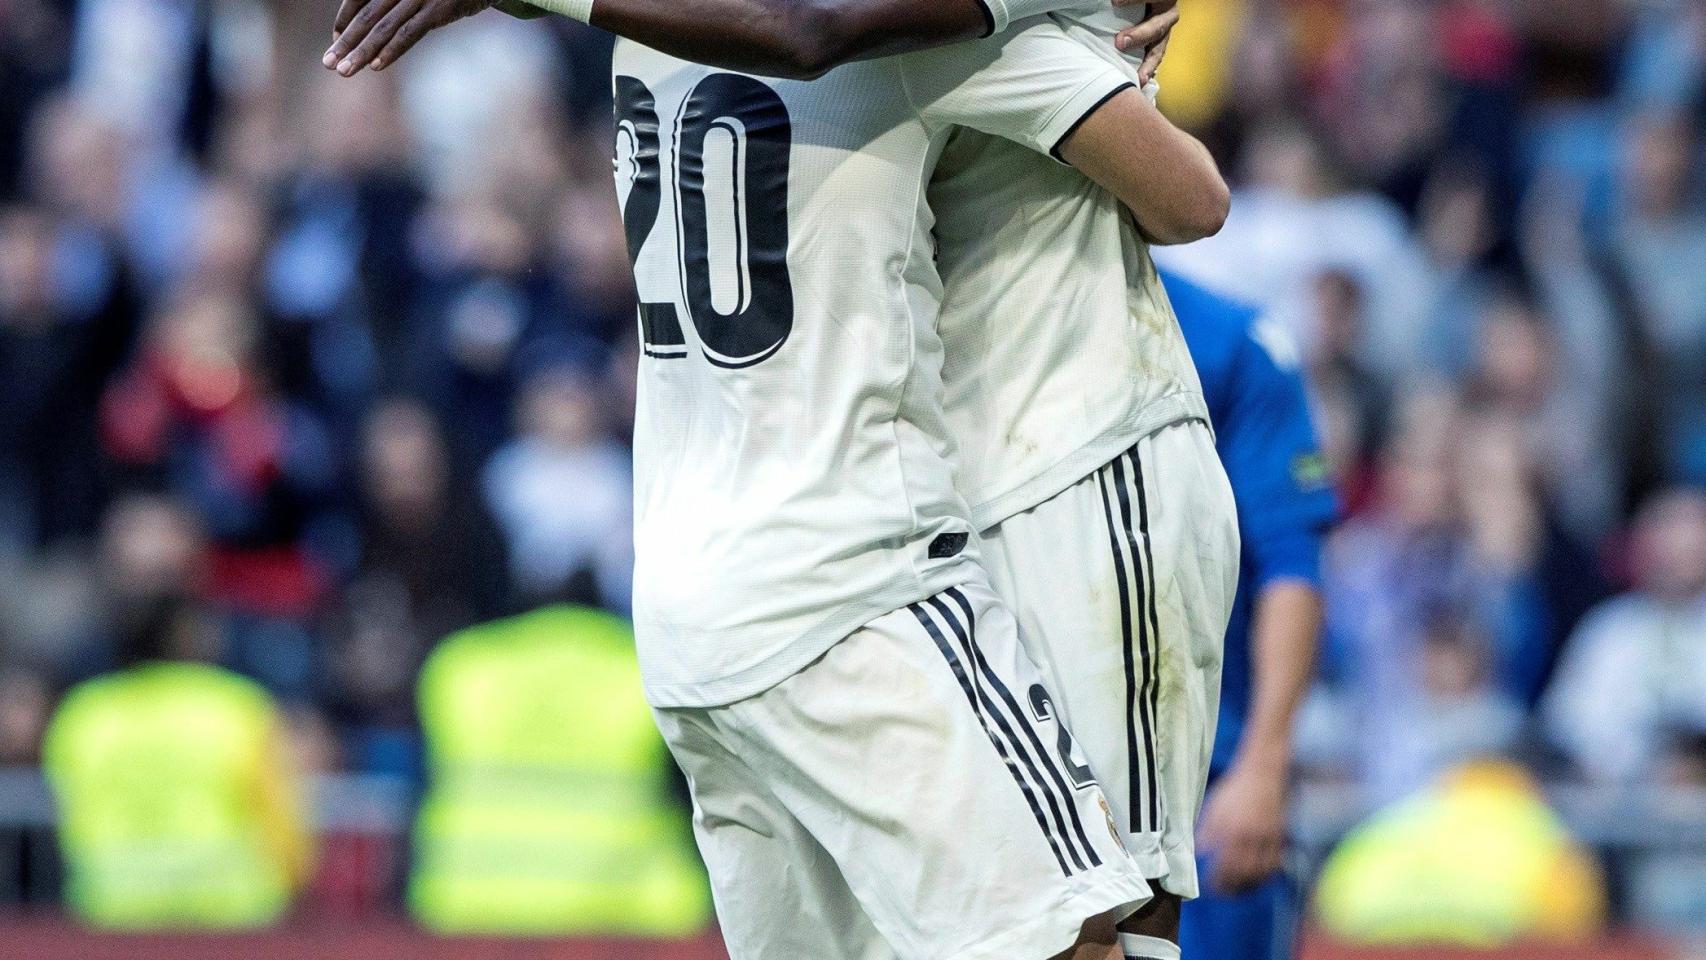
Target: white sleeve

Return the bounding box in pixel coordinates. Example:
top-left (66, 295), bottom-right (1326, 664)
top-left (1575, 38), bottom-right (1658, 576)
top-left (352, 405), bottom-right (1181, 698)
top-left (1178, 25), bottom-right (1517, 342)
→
top-left (979, 0), bottom-right (1102, 34)
top-left (901, 19), bottom-right (1135, 160)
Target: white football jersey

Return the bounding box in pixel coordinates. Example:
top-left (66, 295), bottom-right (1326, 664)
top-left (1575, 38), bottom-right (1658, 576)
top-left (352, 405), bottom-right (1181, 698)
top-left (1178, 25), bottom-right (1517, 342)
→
top-left (931, 15), bottom-right (1211, 532)
top-left (613, 23), bottom-right (1133, 707)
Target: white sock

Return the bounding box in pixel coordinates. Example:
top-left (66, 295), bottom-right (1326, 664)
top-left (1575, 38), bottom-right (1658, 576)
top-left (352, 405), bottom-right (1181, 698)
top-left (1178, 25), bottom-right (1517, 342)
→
top-left (1120, 933), bottom-right (1181, 960)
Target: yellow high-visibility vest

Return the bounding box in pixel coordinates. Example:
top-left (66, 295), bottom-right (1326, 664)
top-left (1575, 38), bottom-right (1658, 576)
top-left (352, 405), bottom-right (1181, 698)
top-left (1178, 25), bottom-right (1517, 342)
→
top-left (43, 663), bottom-right (294, 929)
top-left (409, 606), bottom-right (711, 936)
top-left (1315, 761), bottom-right (1607, 946)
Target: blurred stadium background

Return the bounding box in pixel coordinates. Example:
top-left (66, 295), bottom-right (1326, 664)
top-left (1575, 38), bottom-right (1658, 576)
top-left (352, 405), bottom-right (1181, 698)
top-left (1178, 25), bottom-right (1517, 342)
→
top-left (0, 0), bottom-right (1704, 956)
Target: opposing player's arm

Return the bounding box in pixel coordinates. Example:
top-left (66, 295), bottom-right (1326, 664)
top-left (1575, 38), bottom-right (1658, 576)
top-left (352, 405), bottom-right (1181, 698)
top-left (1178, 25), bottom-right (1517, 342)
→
top-left (1197, 328), bottom-right (1336, 893)
top-left (1055, 89), bottom-right (1230, 245)
top-left (325, 0), bottom-right (1170, 82)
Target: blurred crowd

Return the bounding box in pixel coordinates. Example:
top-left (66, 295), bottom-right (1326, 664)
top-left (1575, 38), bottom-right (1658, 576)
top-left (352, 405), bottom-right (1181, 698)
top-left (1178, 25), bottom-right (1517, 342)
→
top-left (0, 0), bottom-right (1704, 836)
top-left (0, 0), bottom-right (634, 782)
top-left (1151, 0), bottom-right (1706, 806)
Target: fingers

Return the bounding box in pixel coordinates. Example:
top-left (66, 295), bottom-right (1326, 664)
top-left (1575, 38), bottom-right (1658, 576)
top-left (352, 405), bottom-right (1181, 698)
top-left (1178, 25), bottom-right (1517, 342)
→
top-left (1210, 834), bottom-right (1285, 895)
top-left (371, 9), bottom-right (438, 71)
top-left (1115, 6), bottom-right (1179, 55)
top-left (324, 0), bottom-right (406, 73)
top-left (333, 0), bottom-right (367, 36)
top-left (1211, 847), bottom-right (1260, 894)
top-left (1138, 35), bottom-right (1171, 84)
top-left (346, 0), bottom-right (429, 75)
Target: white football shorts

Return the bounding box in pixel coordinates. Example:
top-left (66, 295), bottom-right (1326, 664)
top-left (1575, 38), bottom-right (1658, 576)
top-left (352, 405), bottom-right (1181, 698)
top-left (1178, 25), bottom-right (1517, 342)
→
top-left (654, 579), bottom-right (1153, 960)
top-left (983, 419), bottom-right (1240, 900)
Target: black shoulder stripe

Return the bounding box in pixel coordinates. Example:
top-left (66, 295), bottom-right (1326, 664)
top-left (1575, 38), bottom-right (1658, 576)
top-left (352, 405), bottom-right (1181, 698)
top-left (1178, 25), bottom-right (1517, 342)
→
top-left (1050, 82), bottom-right (1138, 163)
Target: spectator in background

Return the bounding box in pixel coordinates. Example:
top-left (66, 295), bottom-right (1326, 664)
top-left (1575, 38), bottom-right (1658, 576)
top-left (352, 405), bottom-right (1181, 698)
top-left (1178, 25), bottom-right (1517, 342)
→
top-left (1304, 268), bottom-right (1387, 507)
top-left (325, 399), bottom-right (508, 776)
top-left (87, 493), bottom-right (209, 673)
top-left (0, 667), bottom-right (55, 906)
top-left (1463, 289), bottom-right (1622, 541)
top-left (100, 289), bottom-right (339, 701)
top-left (409, 606), bottom-right (709, 936)
top-left (0, 204), bottom-right (132, 548)
top-left (408, 194), bottom-right (569, 471)
top-left (42, 598), bottom-right (313, 929)
top-left (1314, 759), bottom-right (1607, 947)
top-left (1454, 411), bottom-right (1607, 703)
top-left (1612, 111), bottom-right (1706, 483)
top-left (1313, 0), bottom-right (1447, 208)
top-left (1322, 389), bottom-right (1551, 800)
top-left (0, 94), bottom-right (146, 550)
top-left (1412, 158), bottom-right (1504, 379)
top-left (0, 669), bottom-right (50, 767)
top-left (1619, 0), bottom-right (1706, 110)
top-left (483, 365), bottom-right (631, 611)
top-left (0, 0), bottom-right (73, 200)
top-left (0, 492), bottom-right (206, 716)
top-left (1154, 118), bottom-right (1435, 383)
top-left (1412, 614), bottom-right (1526, 774)
top-left (546, 183), bottom-right (639, 349)
top-left (26, 88), bottom-right (195, 304)
top-left (67, 0), bottom-right (201, 149)
top-left (1544, 489), bottom-right (1706, 783)
top-left (189, 181), bottom-right (271, 299)
top-left (266, 72), bottom-right (417, 409)
top-left (1662, 730), bottom-right (1706, 789)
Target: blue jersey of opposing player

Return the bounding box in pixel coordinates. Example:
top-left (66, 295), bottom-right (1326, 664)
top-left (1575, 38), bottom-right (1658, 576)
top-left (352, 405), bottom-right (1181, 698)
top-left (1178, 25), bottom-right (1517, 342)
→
top-left (1164, 271), bottom-right (1338, 780)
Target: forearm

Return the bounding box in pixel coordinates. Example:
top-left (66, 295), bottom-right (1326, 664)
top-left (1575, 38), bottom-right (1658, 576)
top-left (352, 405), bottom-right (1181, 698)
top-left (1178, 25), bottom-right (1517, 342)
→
top-left (1234, 580), bottom-right (1322, 772)
top-left (526, 0), bottom-right (992, 79)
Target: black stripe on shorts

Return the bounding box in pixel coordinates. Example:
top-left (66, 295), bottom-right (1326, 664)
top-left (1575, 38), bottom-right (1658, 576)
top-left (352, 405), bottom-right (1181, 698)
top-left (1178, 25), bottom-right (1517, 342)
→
top-left (1129, 451), bottom-right (1166, 836)
top-left (935, 589), bottom-right (1101, 870)
top-left (1099, 450), bottom-right (1162, 834)
top-left (909, 601), bottom-right (1074, 876)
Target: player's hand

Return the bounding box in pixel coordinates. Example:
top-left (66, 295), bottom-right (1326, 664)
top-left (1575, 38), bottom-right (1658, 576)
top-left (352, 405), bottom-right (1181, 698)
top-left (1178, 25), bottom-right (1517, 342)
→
top-left (1196, 755), bottom-right (1288, 894)
top-left (1110, 0), bottom-right (1178, 86)
top-left (324, 0), bottom-right (496, 76)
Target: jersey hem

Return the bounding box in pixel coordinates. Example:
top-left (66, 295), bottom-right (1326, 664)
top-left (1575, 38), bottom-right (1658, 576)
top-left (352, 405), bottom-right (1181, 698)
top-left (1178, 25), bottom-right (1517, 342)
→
top-left (639, 559), bottom-right (982, 708)
top-left (970, 392), bottom-right (1210, 532)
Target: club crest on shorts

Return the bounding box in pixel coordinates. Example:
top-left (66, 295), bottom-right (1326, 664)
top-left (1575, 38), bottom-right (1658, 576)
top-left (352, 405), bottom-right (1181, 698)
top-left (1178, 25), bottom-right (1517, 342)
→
top-left (1098, 795), bottom-right (1126, 850)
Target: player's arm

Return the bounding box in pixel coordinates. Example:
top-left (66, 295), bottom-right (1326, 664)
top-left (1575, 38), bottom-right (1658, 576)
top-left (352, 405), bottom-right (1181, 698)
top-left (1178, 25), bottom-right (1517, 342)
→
top-left (325, 0), bottom-right (1170, 82)
top-left (904, 20), bottom-right (1225, 244)
top-left (1055, 88), bottom-right (1230, 245)
top-left (1199, 577), bottom-right (1320, 893)
top-left (1195, 332), bottom-right (1336, 894)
